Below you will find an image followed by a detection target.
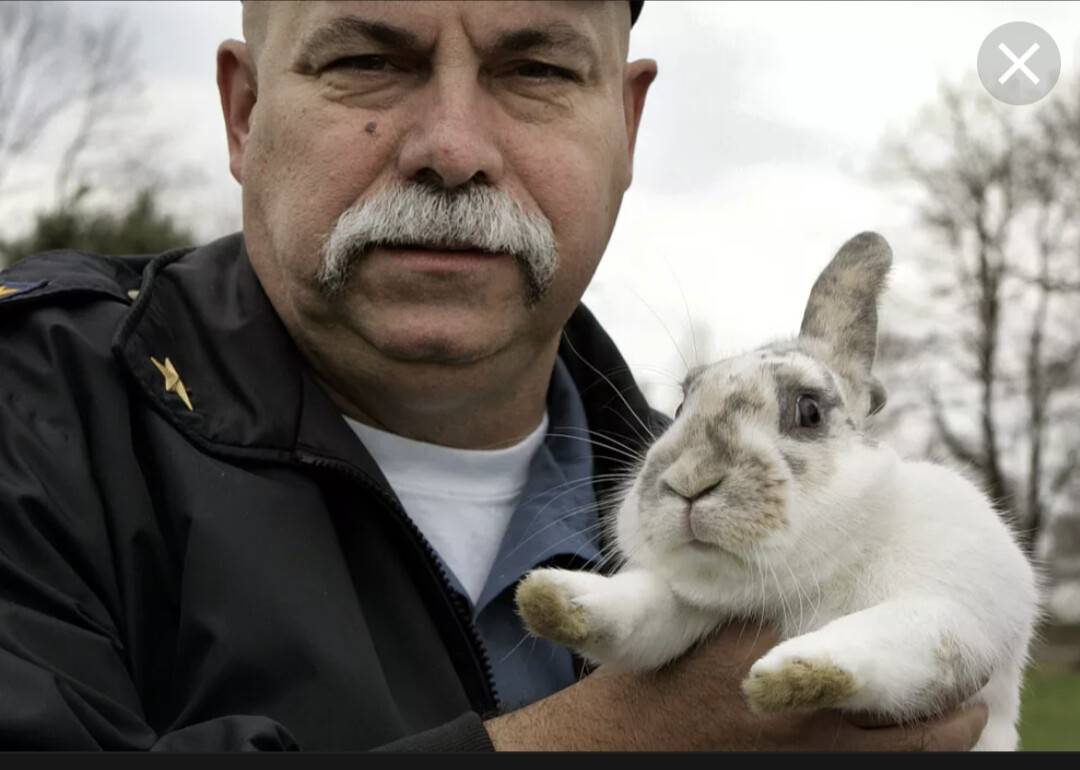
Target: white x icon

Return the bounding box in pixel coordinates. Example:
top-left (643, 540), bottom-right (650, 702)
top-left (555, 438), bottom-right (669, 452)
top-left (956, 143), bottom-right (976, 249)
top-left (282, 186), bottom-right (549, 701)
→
top-left (998, 42), bottom-right (1040, 84)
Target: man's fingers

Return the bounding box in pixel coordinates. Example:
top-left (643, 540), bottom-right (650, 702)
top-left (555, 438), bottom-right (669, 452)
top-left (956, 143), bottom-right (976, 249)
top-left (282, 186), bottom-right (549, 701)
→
top-left (936, 702), bottom-right (990, 751)
top-left (897, 703), bottom-right (990, 752)
top-left (712, 619), bottom-right (782, 659)
top-left (844, 710), bottom-right (903, 729)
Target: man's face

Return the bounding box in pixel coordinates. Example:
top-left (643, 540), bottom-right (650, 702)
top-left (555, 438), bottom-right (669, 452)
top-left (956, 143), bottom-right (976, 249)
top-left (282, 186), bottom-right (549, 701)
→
top-left (222, 0), bottom-right (655, 367)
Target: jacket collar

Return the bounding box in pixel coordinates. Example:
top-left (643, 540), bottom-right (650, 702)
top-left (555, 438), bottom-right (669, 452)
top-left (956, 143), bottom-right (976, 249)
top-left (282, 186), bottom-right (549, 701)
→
top-left (113, 233), bottom-right (666, 494)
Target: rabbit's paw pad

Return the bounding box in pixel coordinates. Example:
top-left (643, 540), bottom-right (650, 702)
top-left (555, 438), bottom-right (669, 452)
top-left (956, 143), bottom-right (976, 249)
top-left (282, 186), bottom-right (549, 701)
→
top-left (742, 656), bottom-right (860, 714)
top-left (515, 572), bottom-right (589, 646)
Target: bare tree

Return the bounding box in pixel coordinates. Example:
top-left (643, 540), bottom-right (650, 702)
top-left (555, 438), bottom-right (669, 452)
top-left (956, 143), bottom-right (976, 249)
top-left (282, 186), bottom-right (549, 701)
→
top-left (876, 77), bottom-right (1080, 556)
top-left (0, 1), bottom-right (137, 203)
top-left (1015, 98), bottom-right (1080, 544)
top-left (883, 84), bottom-right (1020, 516)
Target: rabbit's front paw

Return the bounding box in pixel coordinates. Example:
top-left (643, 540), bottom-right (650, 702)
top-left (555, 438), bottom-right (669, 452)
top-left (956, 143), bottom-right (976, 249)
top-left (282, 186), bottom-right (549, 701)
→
top-left (515, 569), bottom-right (596, 647)
top-left (742, 647), bottom-right (861, 714)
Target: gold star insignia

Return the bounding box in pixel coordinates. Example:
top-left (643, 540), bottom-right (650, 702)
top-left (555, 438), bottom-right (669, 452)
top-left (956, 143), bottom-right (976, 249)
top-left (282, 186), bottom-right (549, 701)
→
top-left (150, 356), bottom-right (194, 412)
top-left (0, 281), bottom-right (45, 299)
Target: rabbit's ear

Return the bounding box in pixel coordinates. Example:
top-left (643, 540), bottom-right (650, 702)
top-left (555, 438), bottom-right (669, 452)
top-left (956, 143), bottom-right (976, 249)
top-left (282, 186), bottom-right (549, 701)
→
top-left (799, 231), bottom-right (892, 376)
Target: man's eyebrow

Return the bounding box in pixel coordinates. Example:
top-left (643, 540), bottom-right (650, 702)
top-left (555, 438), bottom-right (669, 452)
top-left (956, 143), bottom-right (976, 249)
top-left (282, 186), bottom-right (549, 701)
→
top-left (485, 22), bottom-right (599, 62)
top-left (296, 17), bottom-right (427, 67)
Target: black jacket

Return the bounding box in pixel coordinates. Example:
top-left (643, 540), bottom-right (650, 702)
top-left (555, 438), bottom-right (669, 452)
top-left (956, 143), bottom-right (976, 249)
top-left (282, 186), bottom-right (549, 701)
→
top-left (0, 233), bottom-right (667, 751)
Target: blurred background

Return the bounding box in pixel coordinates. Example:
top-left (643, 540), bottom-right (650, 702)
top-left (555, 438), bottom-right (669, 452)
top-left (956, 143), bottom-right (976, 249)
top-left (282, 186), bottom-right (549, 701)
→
top-left (0, 0), bottom-right (1077, 749)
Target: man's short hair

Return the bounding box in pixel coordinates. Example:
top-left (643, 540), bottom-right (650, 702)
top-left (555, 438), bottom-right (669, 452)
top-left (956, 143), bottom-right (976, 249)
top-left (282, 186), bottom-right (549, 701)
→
top-left (241, 0), bottom-right (645, 26)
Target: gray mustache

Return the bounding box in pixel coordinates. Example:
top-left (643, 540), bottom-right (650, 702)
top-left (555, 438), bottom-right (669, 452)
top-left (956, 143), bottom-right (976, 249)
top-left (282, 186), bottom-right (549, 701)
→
top-left (318, 182), bottom-right (559, 305)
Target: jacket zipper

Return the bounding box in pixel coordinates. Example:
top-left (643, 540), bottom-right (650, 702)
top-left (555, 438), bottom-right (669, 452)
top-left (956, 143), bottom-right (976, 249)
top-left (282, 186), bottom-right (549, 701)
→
top-left (298, 454), bottom-right (500, 716)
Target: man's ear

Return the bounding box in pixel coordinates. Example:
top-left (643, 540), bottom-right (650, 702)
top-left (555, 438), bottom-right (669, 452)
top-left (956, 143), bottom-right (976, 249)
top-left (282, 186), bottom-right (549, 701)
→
top-left (217, 40), bottom-right (258, 185)
top-left (623, 58), bottom-right (657, 188)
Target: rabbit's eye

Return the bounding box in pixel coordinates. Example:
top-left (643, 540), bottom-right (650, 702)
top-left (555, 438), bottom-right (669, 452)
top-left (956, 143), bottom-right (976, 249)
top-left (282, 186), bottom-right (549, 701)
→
top-left (795, 395), bottom-right (823, 428)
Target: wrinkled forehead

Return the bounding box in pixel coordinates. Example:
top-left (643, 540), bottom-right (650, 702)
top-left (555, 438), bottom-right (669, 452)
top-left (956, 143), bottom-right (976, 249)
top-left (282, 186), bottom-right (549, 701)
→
top-left (252, 1), bottom-right (629, 66)
top-left (683, 348), bottom-right (842, 411)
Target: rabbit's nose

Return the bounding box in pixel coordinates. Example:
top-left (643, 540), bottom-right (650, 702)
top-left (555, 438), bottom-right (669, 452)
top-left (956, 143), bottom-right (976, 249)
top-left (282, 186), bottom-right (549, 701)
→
top-left (662, 475), bottom-right (723, 503)
top-left (659, 450), bottom-right (725, 501)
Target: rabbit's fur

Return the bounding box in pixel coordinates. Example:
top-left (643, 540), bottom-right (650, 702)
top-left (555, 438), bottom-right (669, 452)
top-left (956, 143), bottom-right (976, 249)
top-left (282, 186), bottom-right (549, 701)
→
top-left (516, 232), bottom-right (1040, 751)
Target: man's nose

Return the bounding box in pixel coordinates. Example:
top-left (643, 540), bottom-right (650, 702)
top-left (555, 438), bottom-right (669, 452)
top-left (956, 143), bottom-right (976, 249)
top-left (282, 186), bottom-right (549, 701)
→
top-left (396, 74), bottom-right (505, 189)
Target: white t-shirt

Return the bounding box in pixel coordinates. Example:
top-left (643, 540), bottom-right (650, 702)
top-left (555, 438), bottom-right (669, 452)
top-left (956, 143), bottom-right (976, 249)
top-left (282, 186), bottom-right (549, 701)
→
top-left (344, 413), bottom-right (550, 606)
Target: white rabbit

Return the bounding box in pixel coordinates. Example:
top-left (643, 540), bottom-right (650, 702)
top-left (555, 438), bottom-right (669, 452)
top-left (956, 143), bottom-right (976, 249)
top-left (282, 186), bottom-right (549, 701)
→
top-left (516, 232), bottom-right (1041, 751)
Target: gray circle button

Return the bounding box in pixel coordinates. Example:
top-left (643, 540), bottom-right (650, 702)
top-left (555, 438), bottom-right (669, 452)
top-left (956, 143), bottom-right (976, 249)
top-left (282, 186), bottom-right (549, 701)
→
top-left (978, 22), bottom-right (1060, 105)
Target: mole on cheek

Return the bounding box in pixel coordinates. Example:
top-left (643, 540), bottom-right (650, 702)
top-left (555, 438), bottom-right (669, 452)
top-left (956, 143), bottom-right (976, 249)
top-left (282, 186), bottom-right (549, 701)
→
top-left (365, 122), bottom-right (377, 134)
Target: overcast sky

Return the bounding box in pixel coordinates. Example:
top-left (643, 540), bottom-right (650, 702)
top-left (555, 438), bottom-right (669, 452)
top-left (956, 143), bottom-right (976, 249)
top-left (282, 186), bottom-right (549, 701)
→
top-left (6, 0), bottom-right (1080, 413)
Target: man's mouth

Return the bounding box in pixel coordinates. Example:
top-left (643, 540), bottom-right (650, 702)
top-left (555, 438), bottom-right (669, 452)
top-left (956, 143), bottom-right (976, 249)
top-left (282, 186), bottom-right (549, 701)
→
top-left (387, 241), bottom-right (500, 255)
top-left (373, 243), bottom-right (510, 273)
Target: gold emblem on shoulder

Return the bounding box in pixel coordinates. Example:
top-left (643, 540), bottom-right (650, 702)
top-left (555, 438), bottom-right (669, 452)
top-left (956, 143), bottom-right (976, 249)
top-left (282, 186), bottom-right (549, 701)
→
top-left (150, 356), bottom-right (194, 412)
top-left (0, 281), bottom-right (46, 299)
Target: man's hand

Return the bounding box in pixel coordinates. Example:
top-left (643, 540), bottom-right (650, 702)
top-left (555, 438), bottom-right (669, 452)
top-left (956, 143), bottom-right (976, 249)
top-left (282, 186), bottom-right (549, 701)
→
top-left (484, 622), bottom-right (989, 751)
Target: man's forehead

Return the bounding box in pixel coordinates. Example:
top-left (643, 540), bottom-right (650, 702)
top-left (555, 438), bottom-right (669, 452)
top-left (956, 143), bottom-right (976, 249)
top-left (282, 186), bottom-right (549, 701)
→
top-left (256, 1), bottom-right (627, 52)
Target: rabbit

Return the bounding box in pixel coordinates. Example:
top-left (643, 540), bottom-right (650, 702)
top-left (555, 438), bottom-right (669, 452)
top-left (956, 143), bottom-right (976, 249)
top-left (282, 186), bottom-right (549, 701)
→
top-left (515, 232), bottom-right (1041, 751)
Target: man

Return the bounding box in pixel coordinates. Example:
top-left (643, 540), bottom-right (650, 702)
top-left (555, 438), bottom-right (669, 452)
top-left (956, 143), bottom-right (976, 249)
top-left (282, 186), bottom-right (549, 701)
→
top-left (0, 1), bottom-right (988, 751)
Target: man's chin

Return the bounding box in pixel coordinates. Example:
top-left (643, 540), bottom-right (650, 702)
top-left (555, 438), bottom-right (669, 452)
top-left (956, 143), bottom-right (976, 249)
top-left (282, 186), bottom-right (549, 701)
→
top-left (326, 285), bottom-right (552, 366)
top-left (374, 337), bottom-right (495, 366)
top-left (361, 318), bottom-right (520, 367)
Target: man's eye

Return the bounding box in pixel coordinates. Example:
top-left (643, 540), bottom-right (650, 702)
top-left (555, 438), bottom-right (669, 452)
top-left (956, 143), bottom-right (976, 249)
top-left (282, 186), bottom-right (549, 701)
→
top-left (327, 55), bottom-right (397, 73)
top-left (513, 61), bottom-right (578, 81)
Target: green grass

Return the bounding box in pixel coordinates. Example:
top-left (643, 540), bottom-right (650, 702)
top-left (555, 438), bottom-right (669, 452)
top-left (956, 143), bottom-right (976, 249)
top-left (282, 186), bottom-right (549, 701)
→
top-left (1018, 661), bottom-right (1080, 751)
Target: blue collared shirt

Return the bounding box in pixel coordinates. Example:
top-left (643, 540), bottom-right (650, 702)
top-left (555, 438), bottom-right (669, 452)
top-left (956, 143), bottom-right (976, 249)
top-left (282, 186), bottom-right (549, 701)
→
top-left (434, 355), bottom-right (603, 711)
